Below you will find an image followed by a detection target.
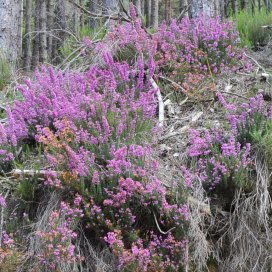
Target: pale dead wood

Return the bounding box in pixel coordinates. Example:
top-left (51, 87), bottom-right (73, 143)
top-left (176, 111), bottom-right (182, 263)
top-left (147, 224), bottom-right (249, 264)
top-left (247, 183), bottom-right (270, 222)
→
top-left (150, 77), bottom-right (165, 127)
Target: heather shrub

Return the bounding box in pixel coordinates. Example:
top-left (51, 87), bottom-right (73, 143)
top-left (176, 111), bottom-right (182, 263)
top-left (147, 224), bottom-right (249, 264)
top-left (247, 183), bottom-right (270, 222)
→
top-left (188, 93), bottom-right (272, 194)
top-left (156, 16), bottom-right (243, 75)
top-left (35, 202), bottom-right (83, 270)
top-left (0, 53), bottom-right (190, 270)
top-left (96, 8), bottom-right (251, 97)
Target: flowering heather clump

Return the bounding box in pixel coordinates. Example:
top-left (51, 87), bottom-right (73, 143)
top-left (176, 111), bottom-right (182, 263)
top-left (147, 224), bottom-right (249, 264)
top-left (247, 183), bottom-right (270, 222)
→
top-left (36, 202), bottom-right (83, 270)
top-left (0, 194), bottom-right (6, 207)
top-left (0, 231), bottom-right (15, 264)
top-left (189, 129), bottom-right (252, 190)
top-left (188, 92), bottom-right (272, 191)
top-left (0, 50), bottom-right (191, 270)
top-left (98, 10), bottom-right (251, 97)
top-left (0, 11), bottom-right (256, 270)
top-left (105, 230), bottom-right (188, 271)
top-left (157, 16), bottom-right (243, 74)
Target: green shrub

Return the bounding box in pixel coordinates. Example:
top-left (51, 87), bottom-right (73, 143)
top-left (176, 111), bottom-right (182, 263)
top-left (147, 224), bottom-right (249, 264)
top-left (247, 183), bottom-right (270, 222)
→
top-left (235, 9), bottom-right (272, 48)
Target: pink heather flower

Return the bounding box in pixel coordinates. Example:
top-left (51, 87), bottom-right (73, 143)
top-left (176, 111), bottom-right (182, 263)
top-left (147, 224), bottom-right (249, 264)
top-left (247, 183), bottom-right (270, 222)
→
top-left (2, 231), bottom-right (14, 247)
top-left (181, 166), bottom-right (194, 188)
top-left (74, 194), bottom-right (82, 206)
top-left (104, 231), bottom-right (118, 246)
top-left (54, 249), bottom-right (60, 257)
top-left (129, 3), bottom-right (137, 19)
top-left (0, 194), bottom-right (6, 207)
top-left (92, 170), bottom-right (100, 184)
top-left (103, 199), bottom-right (114, 206)
top-left (83, 36), bottom-right (92, 47)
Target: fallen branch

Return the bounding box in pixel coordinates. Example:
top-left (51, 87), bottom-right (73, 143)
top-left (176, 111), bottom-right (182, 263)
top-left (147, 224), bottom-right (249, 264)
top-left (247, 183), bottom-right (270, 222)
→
top-left (150, 77), bottom-right (165, 127)
top-left (68, 0), bottom-right (130, 22)
top-left (153, 212), bottom-right (176, 235)
top-left (221, 91), bottom-right (248, 100)
top-left (244, 53), bottom-right (266, 73)
top-left (10, 169), bottom-right (61, 179)
top-left (159, 75), bottom-right (187, 95)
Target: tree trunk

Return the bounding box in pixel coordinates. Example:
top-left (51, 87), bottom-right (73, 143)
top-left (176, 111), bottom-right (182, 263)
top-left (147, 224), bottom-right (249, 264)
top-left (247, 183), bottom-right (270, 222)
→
top-left (90, 0), bottom-right (102, 28)
top-left (191, 0), bottom-right (214, 18)
top-left (135, 0), bottom-right (142, 16)
top-left (164, 0), bottom-right (171, 23)
top-left (24, 0), bottom-right (32, 71)
top-left (258, 0), bottom-right (261, 11)
top-left (74, 0), bottom-right (80, 36)
top-left (145, 0), bottom-right (152, 27)
top-left (18, 0), bottom-right (23, 65)
top-left (40, 0), bottom-right (47, 62)
top-left (103, 0), bottom-right (117, 14)
top-left (219, 0), bottom-right (225, 17)
top-left (231, 0), bottom-right (237, 14)
top-left (213, 0), bottom-right (220, 16)
top-left (0, 0), bottom-right (22, 67)
top-left (141, 0), bottom-right (145, 17)
top-left (47, 0), bottom-right (54, 63)
top-left (32, 0), bottom-right (40, 67)
top-left (79, 0), bottom-right (84, 28)
top-left (264, 0), bottom-right (272, 11)
top-left (180, 0), bottom-right (189, 18)
top-left (241, 0), bottom-right (249, 10)
top-left (59, 0), bottom-right (68, 38)
top-left (151, 0), bottom-right (158, 28)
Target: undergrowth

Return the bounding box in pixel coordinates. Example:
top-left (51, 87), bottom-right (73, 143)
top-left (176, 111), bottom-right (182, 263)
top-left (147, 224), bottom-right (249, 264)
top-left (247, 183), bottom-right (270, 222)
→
top-left (235, 9), bottom-right (272, 48)
top-left (1, 5), bottom-right (271, 272)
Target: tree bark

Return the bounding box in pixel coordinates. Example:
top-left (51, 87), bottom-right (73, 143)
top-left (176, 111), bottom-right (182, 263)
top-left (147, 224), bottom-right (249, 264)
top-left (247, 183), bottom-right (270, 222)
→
top-left (231, 0), bottom-right (237, 14)
top-left (151, 0), bottom-right (158, 28)
top-left (79, 0), bottom-right (84, 28)
top-left (0, 0), bottom-right (22, 67)
top-left (47, 0), bottom-right (54, 63)
top-left (24, 0), bottom-right (32, 71)
top-left (32, 0), bottom-right (40, 67)
top-left (145, 0), bottom-right (152, 27)
top-left (219, 0), bottom-right (225, 17)
top-left (40, 0), bottom-right (47, 62)
top-left (103, 0), bottom-right (117, 14)
top-left (141, 0), bottom-right (145, 17)
top-left (180, 0), bottom-right (189, 18)
top-left (264, 0), bottom-right (272, 11)
top-left (213, 0), bottom-right (220, 16)
top-left (164, 0), bottom-right (171, 23)
top-left (90, 0), bottom-right (101, 28)
top-left (135, 0), bottom-right (142, 16)
top-left (241, 0), bottom-right (249, 10)
top-left (258, 0), bottom-right (261, 11)
top-left (191, 0), bottom-right (215, 18)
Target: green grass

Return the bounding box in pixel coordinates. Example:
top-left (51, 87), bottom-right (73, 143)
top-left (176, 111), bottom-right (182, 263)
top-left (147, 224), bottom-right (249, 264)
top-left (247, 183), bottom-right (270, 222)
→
top-left (0, 58), bottom-right (11, 90)
top-left (234, 9), bottom-right (272, 48)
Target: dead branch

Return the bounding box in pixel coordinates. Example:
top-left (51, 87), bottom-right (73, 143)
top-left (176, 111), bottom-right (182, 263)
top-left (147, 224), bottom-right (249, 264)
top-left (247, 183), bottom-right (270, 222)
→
top-left (68, 0), bottom-right (130, 22)
top-left (153, 212), bottom-right (176, 235)
top-left (150, 77), bottom-right (165, 127)
top-left (244, 52), bottom-right (266, 73)
top-left (10, 169), bottom-right (61, 179)
top-left (159, 75), bottom-right (188, 95)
